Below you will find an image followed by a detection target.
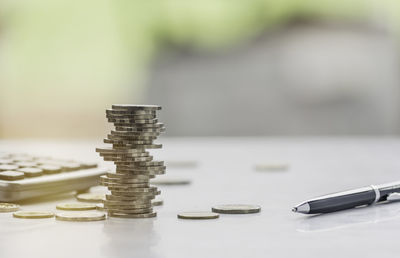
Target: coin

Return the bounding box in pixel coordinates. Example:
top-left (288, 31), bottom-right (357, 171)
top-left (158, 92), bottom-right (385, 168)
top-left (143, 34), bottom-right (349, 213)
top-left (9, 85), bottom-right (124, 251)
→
top-left (18, 167), bottom-right (43, 177)
top-left (112, 104), bottom-right (161, 111)
top-left (106, 114), bottom-right (156, 119)
top-left (56, 203), bottom-right (97, 211)
top-left (111, 130), bottom-right (160, 137)
top-left (115, 126), bottom-right (165, 133)
top-left (76, 193), bottom-right (105, 202)
top-left (96, 203), bottom-right (106, 211)
top-left (13, 211), bottom-right (54, 219)
top-left (105, 194), bottom-right (155, 202)
top-left (107, 186), bottom-right (158, 193)
top-left (108, 211), bottom-right (157, 218)
top-left (103, 138), bottom-right (154, 145)
top-left (106, 172), bottom-right (154, 180)
top-left (0, 171), bottom-right (24, 180)
top-left (0, 203), bottom-right (20, 212)
top-left (102, 156), bottom-right (153, 162)
top-left (55, 212), bottom-right (106, 222)
top-left (177, 212), bottom-right (219, 220)
top-left (100, 175), bottom-right (149, 184)
top-left (100, 182), bottom-right (149, 188)
top-left (108, 118), bottom-right (158, 124)
top-left (152, 198), bottom-right (163, 206)
top-left (103, 199), bottom-right (151, 206)
top-left (106, 208), bottom-right (153, 214)
top-left (106, 109), bottom-right (156, 115)
top-left (107, 134), bottom-right (157, 141)
top-left (110, 190), bottom-right (160, 197)
top-left (151, 178), bottom-right (191, 186)
top-left (211, 204), bottom-right (261, 214)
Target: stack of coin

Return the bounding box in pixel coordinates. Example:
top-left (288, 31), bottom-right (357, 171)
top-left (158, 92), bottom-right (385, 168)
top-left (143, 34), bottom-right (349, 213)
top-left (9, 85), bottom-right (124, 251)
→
top-left (96, 104), bottom-right (165, 218)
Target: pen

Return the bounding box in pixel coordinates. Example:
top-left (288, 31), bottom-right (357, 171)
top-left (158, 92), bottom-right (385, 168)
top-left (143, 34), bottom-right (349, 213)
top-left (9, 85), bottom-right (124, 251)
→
top-left (292, 180), bottom-right (400, 214)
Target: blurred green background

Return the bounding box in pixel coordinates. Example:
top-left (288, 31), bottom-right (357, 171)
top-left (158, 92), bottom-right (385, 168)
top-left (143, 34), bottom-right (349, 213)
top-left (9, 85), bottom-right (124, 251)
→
top-left (0, 0), bottom-right (399, 138)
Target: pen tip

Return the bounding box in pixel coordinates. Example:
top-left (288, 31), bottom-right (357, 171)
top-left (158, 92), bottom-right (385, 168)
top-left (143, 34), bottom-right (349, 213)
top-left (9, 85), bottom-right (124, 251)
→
top-left (292, 207), bottom-right (297, 213)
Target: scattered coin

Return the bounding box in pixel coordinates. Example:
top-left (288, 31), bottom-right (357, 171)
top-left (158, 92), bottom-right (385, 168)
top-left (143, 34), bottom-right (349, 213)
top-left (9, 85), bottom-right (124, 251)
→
top-left (0, 203), bottom-right (20, 212)
top-left (55, 212), bottom-right (106, 222)
top-left (254, 163), bottom-right (289, 172)
top-left (211, 204), bottom-right (261, 214)
top-left (13, 211), bottom-right (54, 219)
top-left (76, 193), bottom-right (105, 202)
top-left (56, 203), bottom-right (97, 211)
top-left (177, 212), bottom-right (219, 220)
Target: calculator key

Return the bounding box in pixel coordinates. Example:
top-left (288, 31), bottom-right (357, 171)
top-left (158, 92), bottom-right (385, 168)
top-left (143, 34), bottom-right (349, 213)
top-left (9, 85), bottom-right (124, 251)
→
top-left (15, 162), bottom-right (37, 168)
top-left (0, 164), bottom-right (19, 171)
top-left (12, 155), bottom-right (33, 162)
top-left (80, 161), bottom-right (98, 169)
top-left (0, 171), bottom-right (24, 180)
top-left (39, 165), bottom-right (62, 174)
top-left (60, 163), bottom-right (81, 172)
top-left (0, 159), bottom-right (14, 165)
top-left (18, 167), bottom-right (43, 177)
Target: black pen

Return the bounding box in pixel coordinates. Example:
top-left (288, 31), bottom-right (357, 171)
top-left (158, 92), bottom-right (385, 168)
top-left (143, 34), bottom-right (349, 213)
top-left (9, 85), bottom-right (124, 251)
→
top-left (292, 180), bottom-right (400, 214)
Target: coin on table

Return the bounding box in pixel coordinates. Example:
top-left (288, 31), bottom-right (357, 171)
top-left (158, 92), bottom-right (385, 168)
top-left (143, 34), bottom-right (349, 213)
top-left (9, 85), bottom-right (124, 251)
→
top-left (76, 193), bottom-right (105, 202)
top-left (177, 212), bottom-right (219, 220)
top-left (108, 212), bottom-right (156, 218)
top-left (13, 211), bottom-right (54, 219)
top-left (0, 203), bottom-right (20, 212)
top-left (211, 204), bottom-right (261, 214)
top-left (55, 212), bottom-right (106, 222)
top-left (56, 203), bottom-right (97, 211)
top-left (152, 198), bottom-right (163, 206)
top-left (151, 178), bottom-right (191, 186)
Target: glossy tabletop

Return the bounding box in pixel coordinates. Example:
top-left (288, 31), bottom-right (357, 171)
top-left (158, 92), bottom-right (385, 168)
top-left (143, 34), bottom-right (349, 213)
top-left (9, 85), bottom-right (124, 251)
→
top-left (1, 137), bottom-right (400, 258)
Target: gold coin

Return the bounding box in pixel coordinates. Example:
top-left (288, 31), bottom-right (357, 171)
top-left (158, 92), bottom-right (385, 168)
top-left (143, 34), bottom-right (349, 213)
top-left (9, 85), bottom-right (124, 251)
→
top-left (56, 203), bottom-right (97, 211)
top-left (76, 193), bottom-right (105, 202)
top-left (13, 211), bottom-right (54, 219)
top-left (0, 203), bottom-right (20, 212)
top-left (96, 203), bottom-right (106, 211)
top-left (211, 204), bottom-right (261, 214)
top-left (177, 212), bottom-right (219, 220)
top-left (108, 211), bottom-right (156, 218)
top-left (55, 212), bottom-right (106, 222)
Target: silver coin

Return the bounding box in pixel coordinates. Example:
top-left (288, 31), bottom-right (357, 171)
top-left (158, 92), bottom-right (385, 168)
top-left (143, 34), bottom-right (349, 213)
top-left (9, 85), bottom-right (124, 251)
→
top-left (106, 109), bottom-right (156, 115)
top-left (98, 152), bottom-right (151, 158)
top-left (112, 104), bottom-right (161, 111)
top-left (55, 212), bottom-right (106, 222)
top-left (105, 194), bottom-right (155, 202)
top-left (110, 190), bottom-right (160, 197)
top-left (211, 204), bottom-right (261, 214)
top-left (151, 178), bottom-right (191, 186)
top-left (115, 170), bottom-right (166, 176)
top-left (108, 211), bottom-right (157, 218)
top-left (115, 126), bottom-right (165, 133)
top-left (100, 175), bottom-right (149, 184)
top-left (107, 186), bottom-right (158, 193)
top-left (116, 165), bottom-right (166, 170)
top-left (177, 212), bottom-right (219, 220)
top-left (100, 182), bottom-right (149, 188)
top-left (102, 156), bottom-right (153, 162)
top-left (103, 199), bottom-right (152, 206)
top-left (106, 208), bottom-right (153, 214)
top-left (96, 147), bottom-right (147, 153)
top-left (107, 134), bottom-right (157, 141)
top-left (111, 131), bottom-right (161, 137)
top-left (113, 122), bottom-right (164, 129)
top-left (106, 114), bottom-right (156, 119)
top-left (112, 144), bottom-right (162, 149)
top-left (106, 172), bottom-right (154, 180)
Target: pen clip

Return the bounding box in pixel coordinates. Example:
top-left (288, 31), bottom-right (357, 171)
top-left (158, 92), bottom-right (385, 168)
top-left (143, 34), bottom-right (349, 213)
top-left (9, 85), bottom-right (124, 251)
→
top-left (387, 192), bottom-right (400, 202)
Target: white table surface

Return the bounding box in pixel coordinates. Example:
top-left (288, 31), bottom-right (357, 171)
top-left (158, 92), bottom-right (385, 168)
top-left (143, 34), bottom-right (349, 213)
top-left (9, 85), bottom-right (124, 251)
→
top-left (1, 137), bottom-right (400, 258)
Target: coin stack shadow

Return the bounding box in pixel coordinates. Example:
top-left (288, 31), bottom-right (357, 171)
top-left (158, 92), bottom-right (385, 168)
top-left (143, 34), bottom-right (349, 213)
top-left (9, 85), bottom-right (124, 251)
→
top-left (96, 104), bottom-right (165, 218)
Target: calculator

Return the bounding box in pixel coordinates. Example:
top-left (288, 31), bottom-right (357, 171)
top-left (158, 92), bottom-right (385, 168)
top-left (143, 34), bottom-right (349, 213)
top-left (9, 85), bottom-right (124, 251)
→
top-left (0, 152), bottom-right (108, 202)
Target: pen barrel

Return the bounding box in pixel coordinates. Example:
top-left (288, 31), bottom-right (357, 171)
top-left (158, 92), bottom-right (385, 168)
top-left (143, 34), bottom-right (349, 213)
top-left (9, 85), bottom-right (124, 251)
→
top-left (308, 187), bottom-right (376, 214)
